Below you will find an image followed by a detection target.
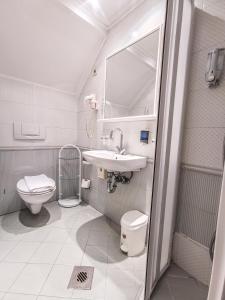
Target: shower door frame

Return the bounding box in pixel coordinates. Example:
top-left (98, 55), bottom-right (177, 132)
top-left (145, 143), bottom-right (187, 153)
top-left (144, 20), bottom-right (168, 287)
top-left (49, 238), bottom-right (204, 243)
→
top-left (144, 0), bottom-right (194, 298)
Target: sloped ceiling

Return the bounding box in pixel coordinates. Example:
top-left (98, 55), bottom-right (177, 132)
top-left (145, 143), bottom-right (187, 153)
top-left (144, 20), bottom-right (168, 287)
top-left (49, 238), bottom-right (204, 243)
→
top-left (60, 0), bottom-right (146, 32)
top-left (0, 0), bottom-right (145, 95)
top-left (0, 0), bottom-right (104, 94)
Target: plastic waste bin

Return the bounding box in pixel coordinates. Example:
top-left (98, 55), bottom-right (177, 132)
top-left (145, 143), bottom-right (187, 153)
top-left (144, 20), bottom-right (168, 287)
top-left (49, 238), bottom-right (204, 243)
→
top-left (120, 210), bottom-right (148, 256)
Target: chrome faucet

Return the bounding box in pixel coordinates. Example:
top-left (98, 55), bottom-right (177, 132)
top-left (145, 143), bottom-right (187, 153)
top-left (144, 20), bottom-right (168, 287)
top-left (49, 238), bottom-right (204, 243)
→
top-left (110, 128), bottom-right (126, 155)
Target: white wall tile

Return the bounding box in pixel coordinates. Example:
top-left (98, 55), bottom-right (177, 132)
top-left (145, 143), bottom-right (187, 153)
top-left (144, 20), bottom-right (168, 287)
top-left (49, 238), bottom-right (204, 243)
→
top-left (0, 101), bottom-right (34, 124)
top-left (0, 75), bottom-right (78, 147)
top-left (173, 233), bottom-right (212, 285)
top-left (203, 0), bottom-right (225, 21)
top-left (185, 87), bottom-right (225, 129)
top-left (182, 128), bottom-right (225, 170)
top-left (192, 8), bottom-right (225, 53)
top-left (181, 3), bottom-right (225, 171)
top-left (0, 77), bottom-right (33, 105)
top-left (75, 0), bottom-right (165, 224)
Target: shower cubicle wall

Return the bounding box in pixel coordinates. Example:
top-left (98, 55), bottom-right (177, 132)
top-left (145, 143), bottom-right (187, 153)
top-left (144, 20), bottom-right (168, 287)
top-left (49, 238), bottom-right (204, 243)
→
top-left (145, 0), bottom-right (194, 297)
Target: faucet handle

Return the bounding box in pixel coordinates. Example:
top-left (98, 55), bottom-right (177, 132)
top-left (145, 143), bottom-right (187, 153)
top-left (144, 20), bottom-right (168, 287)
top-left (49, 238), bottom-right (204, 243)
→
top-left (120, 149), bottom-right (126, 155)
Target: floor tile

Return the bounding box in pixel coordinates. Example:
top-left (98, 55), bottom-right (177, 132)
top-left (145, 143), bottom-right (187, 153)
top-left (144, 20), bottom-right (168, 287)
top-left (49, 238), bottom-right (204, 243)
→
top-left (89, 217), bottom-right (113, 233)
top-left (3, 293), bottom-right (37, 300)
top-left (0, 228), bottom-right (22, 242)
top-left (0, 213), bottom-right (21, 230)
top-left (0, 293), bottom-right (4, 299)
top-left (44, 229), bottom-right (71, 243)
top-left (67, 225), bottom-right (90, 247)
top-left (40, 265), bottom-right (74, 298)
top-left (136, 267), bottom-right (146, 282)
top-left (132, 251), bottom-right (147, 273)
top-left (0, 202), bottom-right (149, 300)
top-left (107, 245), bottom-right (133, 271)
top-left (151, 279), bottom-right (173, 300)
top-left (37, 297), bottom-right (74, 300)
top-left (10, 264), bottom-right (52, 295)
top-left (151, 264), bottom-right (208, 300)
top-left (87, 230), bottom-right (109, 246)
top-left (4, 241), bottom-right (40, 263)
top-left (82, 246), bottom-right (108, 271)
top-left (72, 269), bottom-right (106, 299)
top-left (167, 276), bottom-right (208, 300)
top-left (55, 244), bottom-right (84, 266)
top-left (49, 213), bottom-right (79, 229)
top-left (105, 268), bottom-right (141, 300)
top-left (0, 241), bottom-right (18, 260)
top-left (166, 263), bottom-right (190, 279)
top-left (20, 228), bottom-right (50, 242)
top-left (29, 243), bottom-right (63, 264)
top-left (105, 281), bottom-right (140, 300)
top-left (0, 262), bottom-right (25, 291)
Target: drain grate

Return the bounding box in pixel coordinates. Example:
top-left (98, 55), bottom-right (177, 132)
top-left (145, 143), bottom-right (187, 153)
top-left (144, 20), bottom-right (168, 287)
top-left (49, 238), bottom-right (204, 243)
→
top-left (68, 266), bottom-right (94, 290)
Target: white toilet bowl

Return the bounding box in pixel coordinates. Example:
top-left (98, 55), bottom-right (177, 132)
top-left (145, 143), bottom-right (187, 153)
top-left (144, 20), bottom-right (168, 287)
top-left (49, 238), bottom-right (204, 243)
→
top-left (17, 177), bottom-right (56, 214)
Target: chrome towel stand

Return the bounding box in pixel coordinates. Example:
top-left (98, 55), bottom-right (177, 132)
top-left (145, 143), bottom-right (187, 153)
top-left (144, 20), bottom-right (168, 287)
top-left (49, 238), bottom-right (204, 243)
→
top-left (58, 144), bottom-right (82, 208)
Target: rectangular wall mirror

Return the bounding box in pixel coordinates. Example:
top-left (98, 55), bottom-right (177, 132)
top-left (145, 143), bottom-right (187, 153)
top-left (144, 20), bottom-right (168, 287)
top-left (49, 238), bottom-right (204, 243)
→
top-left (104, 27), bottom-right (163, 121)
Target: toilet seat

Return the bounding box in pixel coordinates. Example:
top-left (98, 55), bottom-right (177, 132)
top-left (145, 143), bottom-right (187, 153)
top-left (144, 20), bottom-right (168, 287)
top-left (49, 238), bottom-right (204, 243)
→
top-left (17, 178), bottom-right (56, 195)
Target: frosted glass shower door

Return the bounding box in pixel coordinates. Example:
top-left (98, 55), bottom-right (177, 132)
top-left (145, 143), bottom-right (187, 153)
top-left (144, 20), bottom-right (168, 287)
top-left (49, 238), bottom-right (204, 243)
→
top-left (145, 0), bottom-right (194, 298)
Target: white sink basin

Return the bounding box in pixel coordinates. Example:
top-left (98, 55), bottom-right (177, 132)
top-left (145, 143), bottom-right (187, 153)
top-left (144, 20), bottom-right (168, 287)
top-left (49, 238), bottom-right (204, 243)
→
top-left (82, 150), bottom-right (147, 172)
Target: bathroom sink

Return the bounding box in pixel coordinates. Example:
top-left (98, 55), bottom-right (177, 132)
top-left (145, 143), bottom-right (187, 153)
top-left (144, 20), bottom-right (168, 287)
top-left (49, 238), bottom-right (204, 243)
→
top-left (82, 150), bottom-right (147, 172)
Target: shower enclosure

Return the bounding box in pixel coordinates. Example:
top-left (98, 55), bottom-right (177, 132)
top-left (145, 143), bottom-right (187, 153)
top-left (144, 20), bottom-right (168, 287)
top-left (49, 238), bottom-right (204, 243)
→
top-left (145, 0), bottom-right (196, 297)
top-left (144, 1), bottom-right (225, 300)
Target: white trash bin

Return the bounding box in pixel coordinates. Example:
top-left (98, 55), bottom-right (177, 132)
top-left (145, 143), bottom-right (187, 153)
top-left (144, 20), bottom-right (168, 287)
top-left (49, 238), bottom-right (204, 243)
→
top-left (120, 210), bottom-right (148, 256)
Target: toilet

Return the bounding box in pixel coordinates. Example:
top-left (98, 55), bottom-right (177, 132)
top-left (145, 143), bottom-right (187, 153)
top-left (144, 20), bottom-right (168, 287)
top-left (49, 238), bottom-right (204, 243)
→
top-left (17, 175), bottom-right (56, 214)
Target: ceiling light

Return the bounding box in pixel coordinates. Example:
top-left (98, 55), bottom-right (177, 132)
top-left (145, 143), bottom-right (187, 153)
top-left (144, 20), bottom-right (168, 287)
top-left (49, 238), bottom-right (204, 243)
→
top-left (88, 0), bottom-right (100, 11)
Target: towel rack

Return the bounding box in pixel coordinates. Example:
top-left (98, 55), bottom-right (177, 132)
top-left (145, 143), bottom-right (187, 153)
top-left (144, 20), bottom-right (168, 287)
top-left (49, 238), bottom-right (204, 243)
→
top-left (58, 144), bottom-right (82, 208)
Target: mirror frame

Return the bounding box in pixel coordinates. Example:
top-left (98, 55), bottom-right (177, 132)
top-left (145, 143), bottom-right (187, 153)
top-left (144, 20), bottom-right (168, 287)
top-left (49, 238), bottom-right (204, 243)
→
top-left (99, 25), bottom-right (164, 123)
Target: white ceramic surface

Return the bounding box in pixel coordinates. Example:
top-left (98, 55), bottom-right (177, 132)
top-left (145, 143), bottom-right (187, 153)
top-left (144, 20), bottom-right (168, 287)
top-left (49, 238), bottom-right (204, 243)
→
top-left (83, 150), bottom-right (147, 172)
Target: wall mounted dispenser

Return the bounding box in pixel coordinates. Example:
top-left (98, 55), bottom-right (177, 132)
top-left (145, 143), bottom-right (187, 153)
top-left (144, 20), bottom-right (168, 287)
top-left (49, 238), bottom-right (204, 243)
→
top-left (205, 48), bottom-right (225, 87)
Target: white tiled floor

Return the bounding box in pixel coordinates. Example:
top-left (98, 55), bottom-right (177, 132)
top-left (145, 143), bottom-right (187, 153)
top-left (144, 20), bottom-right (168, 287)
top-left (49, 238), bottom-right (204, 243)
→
top-left (151, 264), bottom-right (208, 300)
top-left (0, 202), bottom-right (147, 300)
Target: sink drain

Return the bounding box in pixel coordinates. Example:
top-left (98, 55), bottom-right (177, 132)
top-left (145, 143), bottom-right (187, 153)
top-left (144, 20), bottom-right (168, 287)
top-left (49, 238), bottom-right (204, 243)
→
top-left (68, 266), bottom-right (94, 290)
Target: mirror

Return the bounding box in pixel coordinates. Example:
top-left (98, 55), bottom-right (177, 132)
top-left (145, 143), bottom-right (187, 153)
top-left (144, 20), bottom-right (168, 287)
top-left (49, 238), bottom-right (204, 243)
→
top-left (104, 28), bottom-right (161, 120)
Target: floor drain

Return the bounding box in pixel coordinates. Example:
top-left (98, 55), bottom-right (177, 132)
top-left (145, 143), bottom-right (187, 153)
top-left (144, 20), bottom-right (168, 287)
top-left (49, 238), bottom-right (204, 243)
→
top-left (77, 271), bottom-right (88, 283)
top-left (68, 266), bottom-right (94, 290)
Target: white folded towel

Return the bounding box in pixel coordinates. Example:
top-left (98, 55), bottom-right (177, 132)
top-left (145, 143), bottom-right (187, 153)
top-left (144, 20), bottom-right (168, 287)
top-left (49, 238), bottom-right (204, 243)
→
top-left (24, 174), bottom-right (55, 193)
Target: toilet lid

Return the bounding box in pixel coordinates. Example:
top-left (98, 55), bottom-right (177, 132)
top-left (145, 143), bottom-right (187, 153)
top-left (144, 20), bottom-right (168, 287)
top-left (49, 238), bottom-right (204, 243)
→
top-left (17, 178), bottom-right (56, 194)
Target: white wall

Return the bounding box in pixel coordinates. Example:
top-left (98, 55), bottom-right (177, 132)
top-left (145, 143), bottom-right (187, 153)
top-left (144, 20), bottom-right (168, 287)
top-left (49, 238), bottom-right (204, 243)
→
top-left (0, 75), bottom-right (78, 147)
top-left (181, 0), bottom-right (225, 170)
top-left (77, 0), bottom-right (166, 153)
top-left (0, 0), bottom-right (105, 94)
top-left (77, 0), bottom-right (166, 224)
top-left (173, 0), bottom-right (225, 285)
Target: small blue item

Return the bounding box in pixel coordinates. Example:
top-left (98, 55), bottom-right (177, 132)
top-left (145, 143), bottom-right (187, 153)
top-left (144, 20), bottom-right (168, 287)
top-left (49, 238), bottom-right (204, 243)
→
top-left (140, 130), bottom-right (149, 144)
